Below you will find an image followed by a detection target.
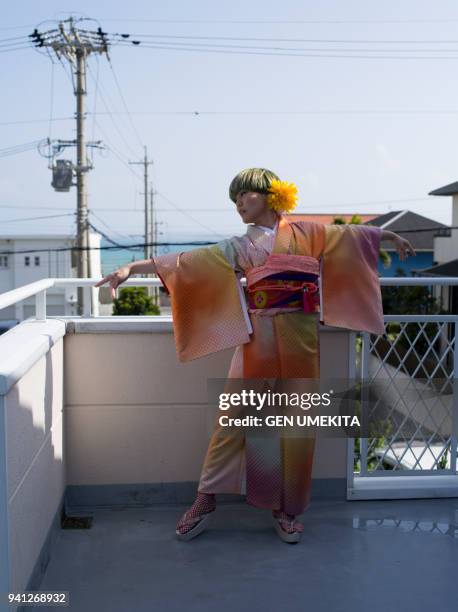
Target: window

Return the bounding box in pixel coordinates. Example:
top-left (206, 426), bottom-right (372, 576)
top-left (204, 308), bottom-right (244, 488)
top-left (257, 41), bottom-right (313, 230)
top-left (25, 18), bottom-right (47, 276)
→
top-left (25, 256), bottom-right (30, 266)
top-left (0, 255), bottom-right (8, 268)
top-left (34, 256), bottom-right (40, 266)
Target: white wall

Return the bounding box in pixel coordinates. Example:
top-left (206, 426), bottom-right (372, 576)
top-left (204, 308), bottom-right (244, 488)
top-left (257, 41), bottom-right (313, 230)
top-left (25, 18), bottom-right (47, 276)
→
top-left (0, 320), bottom-right (66, 605)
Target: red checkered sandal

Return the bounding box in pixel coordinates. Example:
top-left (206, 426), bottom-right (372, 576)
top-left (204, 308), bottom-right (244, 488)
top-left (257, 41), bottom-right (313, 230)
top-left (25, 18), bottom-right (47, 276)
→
top-left (175, 493), bottom-right (216, 541)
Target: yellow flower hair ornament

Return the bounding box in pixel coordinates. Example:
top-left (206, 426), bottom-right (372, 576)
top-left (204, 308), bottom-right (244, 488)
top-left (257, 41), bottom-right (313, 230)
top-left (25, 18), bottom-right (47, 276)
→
top-left (266, 179), bottom-right (298, 213)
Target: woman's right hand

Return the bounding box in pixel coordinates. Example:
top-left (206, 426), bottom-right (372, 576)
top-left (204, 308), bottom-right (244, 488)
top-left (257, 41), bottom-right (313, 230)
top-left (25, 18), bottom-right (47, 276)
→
top-left (94, 265), bottom-right (131, 300)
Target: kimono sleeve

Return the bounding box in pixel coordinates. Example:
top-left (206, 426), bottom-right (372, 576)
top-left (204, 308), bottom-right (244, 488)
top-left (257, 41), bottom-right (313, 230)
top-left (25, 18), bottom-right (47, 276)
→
top-left (152, 241), bottom-right (251, 362)
top-left (320, 224), bottom-right (385, 335)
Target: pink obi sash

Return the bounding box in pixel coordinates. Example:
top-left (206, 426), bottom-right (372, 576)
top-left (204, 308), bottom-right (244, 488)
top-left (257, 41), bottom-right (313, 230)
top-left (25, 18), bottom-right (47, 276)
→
top-left (246, 254), bottom-right (320, 313)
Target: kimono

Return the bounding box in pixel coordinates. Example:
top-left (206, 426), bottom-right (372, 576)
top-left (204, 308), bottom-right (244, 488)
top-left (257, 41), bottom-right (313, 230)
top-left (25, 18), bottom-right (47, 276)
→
top-left (153, 214), bottom-right (384, 515)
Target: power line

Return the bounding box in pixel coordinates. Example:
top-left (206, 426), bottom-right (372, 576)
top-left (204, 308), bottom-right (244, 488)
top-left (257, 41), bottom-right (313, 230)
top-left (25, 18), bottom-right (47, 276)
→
top-left (0, 196), bottom-right (437, 211)
top-left (155, 191), bottom-right (228, 238)
top-left (2, 224), bottom-right (458, 256)
top-left (88, 209), bottom-right (136, 241)
top-left (117, 41), bottom-right (458, 60)
top-left (0, 35), bottom-right (32, 43)
top-left (106, 56), bottom-right (144, 150)
top-left (90, 116), bottom-right (143, 180)
top-left (6, 109), bottom-right (458, 128)
top-left (0, 45), bottom-right (34, 54)
top-left (86, 61), bottom-right (141, 160)
top-left (97, 17), bottom-right (458, 24)
top-left (0, 240), bottom-right (217, 256)
top-left (0, 24), bottom-right (35, 31)
top-left (0, 139), bottom-right (44, 158)
top-left (108, 32), bottom-right (458, 45)
top-left (0, 117), bottom-right (73, 126)
top-left (0, 213), bottom-right (75, 223)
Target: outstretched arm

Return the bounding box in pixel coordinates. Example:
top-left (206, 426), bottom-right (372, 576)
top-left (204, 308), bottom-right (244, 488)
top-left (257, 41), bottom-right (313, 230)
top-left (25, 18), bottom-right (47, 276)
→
top-left (380, 230), bottom-right (416, 261)
top-left (94, 257), bottom-right (157, 300)
top-left (128, 258), bottom-right (157, 275)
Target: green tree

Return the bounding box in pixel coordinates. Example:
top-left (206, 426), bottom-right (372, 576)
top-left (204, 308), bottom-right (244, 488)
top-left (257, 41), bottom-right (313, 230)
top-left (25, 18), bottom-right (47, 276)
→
top-left (113, 286), bottom-right (160, 315)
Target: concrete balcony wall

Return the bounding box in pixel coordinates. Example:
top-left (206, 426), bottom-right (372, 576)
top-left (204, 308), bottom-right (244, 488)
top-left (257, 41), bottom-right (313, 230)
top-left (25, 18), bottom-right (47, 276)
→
top-left (63, 319), bottom-right (351, 505)
top-left (0, 320), bottom-right (66, 599)
top-left (0, 315), bottom-right (352, 603)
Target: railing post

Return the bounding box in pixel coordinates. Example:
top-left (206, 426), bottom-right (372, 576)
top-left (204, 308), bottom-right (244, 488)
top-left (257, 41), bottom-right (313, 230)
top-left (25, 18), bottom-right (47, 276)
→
top-left (359, 331), bottom-right (370, 477)
top-left (451, 321), bottom-right (458, 474)
top-left (83, 286), bottom-right (92, 317)
top-left (0, 396), bottom-right (11, 605)
top-left (346, 331), bottom-right (357, 497)
top-left (35, 290), bottom-right (46, 321)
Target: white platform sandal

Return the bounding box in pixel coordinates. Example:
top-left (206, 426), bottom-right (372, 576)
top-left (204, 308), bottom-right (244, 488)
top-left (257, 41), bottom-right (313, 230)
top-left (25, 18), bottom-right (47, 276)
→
top-left (175, 508), bottom-right (215, 541)
top-left (273, 512), bottom-right (303, 544)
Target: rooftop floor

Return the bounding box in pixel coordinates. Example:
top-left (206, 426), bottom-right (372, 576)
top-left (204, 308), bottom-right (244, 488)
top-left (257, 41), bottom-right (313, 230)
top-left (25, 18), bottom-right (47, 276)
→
top-left (31, 498), bottom-right (457, 612)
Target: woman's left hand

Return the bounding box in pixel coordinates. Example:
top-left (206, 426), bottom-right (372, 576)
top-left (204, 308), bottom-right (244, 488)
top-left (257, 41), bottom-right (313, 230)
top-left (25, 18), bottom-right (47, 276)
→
top-left (392, 234), bottom-right (416, 261)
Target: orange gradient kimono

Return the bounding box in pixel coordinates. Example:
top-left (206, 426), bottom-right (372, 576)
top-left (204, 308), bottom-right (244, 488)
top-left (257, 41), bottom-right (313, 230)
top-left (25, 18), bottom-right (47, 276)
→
top-left (154, 215), bottom-right (383, 515)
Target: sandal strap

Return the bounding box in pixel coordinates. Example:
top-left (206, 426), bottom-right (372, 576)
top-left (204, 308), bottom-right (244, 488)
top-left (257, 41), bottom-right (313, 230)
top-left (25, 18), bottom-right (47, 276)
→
top-left (177, 508), bottom-right (214, 530)
top-left (277, 518), bottom-right (304, 533)
top-left (273, 511), bottom-right (304, 534)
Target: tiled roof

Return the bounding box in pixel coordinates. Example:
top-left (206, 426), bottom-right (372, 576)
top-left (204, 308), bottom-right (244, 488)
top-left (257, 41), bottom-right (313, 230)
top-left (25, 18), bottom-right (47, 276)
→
top-left (365, 210), bottom-right (448, 251)
top-left (415, 259), bottom-right (458, 277)
top-left (429, 182), bottom-right (458, 196)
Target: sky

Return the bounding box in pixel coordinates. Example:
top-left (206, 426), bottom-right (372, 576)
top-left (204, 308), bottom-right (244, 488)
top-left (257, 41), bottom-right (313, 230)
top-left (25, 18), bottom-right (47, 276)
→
top-left (2, 0), bottom-right (458, 245)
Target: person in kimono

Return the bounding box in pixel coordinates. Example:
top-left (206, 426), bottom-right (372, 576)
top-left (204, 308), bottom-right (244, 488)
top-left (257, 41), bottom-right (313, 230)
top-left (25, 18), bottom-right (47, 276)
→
top-left (95, 168), bottom-right (415, 543)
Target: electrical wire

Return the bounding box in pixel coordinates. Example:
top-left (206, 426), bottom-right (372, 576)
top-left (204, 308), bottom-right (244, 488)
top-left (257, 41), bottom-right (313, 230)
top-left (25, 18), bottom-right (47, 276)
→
top-left (0, 196), bottom-right (438, 211)
top-left (89, 209), bottom-right (137, 241)
top-left (0, 239), bottom-right (217, 256)
top-left (0, 45), bottom-right (34, 54)
top-left (109, 34), bottom-right (458, 53)
top-left (0, 212), bottom-right (75, 223)
top-left (0, 139), bottom-right (44, 158)
top-left (7, 108), bottom-right (458, 126)
top-left (0, 24), bottom-right (35, 32)
top-left (86, 61), bottom-right (143, 159)
top-left (0, 117), bottom-right (73, 126)
top-left (106, 56), bottom-right (144, 150)
top-left (48, 59), bottom-right (55, 144)
top-left (1, 223), bottom-right (457, 257)
top-left (97, 17), bottom-right (458, 24)
top-left (115, 41), bottom-right (458, 60)
top-left (108, 32), bottom-right (458, 45)
top-left (155, 191), bottom-right (228, 238)
top-left (90, 115), bottom-right (143, 180)
top-left (0, 34), bottom-right (32, 43)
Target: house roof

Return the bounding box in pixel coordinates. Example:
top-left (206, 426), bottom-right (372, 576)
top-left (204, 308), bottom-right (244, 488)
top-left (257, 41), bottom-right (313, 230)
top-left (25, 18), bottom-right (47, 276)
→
top-left (429, 182), bottom-right (458, 196)
top-left (414, 259), bottom-right (458, 277)
top-left (364, 210), bottom-right (448, 250)
top-left (285, 213), bottom-right (379, 224)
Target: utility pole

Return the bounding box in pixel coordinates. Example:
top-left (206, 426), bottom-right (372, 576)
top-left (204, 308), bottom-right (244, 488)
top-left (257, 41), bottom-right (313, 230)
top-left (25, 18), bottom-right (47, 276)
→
top-left (30, 18), bottom-right (109, 315)
top-left (75, 46), bottom-right (89, 307)
top-left (129, 148), bottom-right (153, 295)
top-left (150, 184), bottom-right (159, 305)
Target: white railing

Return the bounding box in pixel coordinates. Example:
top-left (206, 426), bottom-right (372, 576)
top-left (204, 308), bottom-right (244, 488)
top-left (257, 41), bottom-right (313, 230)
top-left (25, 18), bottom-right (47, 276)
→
top-left (1, 276), bottom-right (458, 503)
top-left (0, 277), bottom-right (163, 319)
top-left (1, 276), bottom-right (458, 320)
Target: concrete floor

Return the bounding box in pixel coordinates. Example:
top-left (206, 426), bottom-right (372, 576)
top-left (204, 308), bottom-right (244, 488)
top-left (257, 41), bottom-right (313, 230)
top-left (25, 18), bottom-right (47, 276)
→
top-left (32, 498), bottom-right (458, 612)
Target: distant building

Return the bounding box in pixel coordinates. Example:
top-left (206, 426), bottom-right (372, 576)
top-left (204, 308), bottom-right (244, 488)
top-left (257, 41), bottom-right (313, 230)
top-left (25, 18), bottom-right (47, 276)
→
top-left (0, 231), bottom-right (102, 332)
top-left (364, 210), bottom-right (448, 276)
top-left (428, 181), bottom-right (458, 265)
top-left (416, 182), bottom-right (458, 313)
